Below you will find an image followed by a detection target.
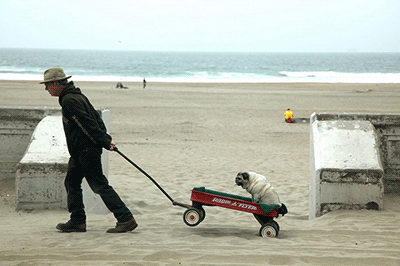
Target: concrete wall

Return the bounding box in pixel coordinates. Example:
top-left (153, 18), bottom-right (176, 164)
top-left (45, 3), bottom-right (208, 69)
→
top-left (310, 112), bottom-right (400, 219)
top-left (16, 116), bottom-right (70, 210)
top-left (311, 113), bottom-right (400, 193)
top-left (0, 107), bottom-right (60, 180)
top-left (0, 106), bottom-right (110, 213)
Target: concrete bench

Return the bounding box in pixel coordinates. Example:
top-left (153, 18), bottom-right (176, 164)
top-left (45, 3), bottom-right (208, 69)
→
top-left (15, 115), bottom-right (109, 214)
top-left (310, 117), bottom-right (384, 219)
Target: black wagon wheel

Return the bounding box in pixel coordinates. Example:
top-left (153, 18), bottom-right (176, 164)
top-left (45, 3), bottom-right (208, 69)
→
top-left (259, 222), bottom-right (279, 238)
top-left (183, 208), bottom-right (202, 227)
top-left (272, 220), bottom-right (280, 232)
top-left (198, 208), bottom-right (206, 222)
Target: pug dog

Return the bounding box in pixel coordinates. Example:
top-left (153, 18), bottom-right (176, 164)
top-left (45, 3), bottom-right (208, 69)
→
top-left (235, 171), bottom-right (281, 205)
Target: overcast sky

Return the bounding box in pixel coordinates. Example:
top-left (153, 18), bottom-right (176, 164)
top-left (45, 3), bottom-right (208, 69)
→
top-left (1, 0), bottom-right (399, 52)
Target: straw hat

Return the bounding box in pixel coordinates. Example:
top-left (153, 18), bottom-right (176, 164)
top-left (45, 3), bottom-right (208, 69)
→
top-left (40, 68), bottom-right (71, 84)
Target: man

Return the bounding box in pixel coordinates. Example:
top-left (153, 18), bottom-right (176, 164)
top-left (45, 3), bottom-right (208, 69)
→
top-left (283, 108), bottom-right (294, 123)
top-left (41, 68), bottom-right (137, 233)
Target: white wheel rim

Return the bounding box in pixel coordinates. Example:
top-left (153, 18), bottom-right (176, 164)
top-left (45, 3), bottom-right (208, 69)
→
top-left (261, 225), bottom-right (277, 237)
top-left (185, 210), bottom-right (200, 225)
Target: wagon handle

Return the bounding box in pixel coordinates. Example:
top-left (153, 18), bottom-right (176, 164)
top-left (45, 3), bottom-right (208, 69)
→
top-left (114, 147), bottom-right (175, 203)
top-left (114, 147), bottom-right (193, 210)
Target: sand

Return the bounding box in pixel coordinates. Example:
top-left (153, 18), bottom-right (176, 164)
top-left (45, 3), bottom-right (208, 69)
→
top-left (1, 80), bottom-right (400, 265)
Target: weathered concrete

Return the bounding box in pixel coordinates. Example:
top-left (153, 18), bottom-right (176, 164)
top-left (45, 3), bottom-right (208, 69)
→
top-left (16, 116), bottom-right (69, 210)
top-left (310, 115), bottom-right (384, 219)
top-left (15, 114), bottom-right (110, 213)
top-left (0, 107), bottom-right (60, 180)
top-left (0, 106), bottom-right (111, 213)
top-left (311, 112), bottom-right (400, 193)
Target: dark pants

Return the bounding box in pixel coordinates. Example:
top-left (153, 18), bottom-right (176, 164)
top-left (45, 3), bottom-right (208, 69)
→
top-left (65, 148), bottom-right (133, 224)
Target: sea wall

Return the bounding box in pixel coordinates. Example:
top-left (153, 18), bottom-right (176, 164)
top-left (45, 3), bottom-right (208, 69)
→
top-left (310, 112), bottom-right (400, 219)
top-left (0, 107), bottom-right (60, 180)
top-left (0, 106), bottom-right (110, 213)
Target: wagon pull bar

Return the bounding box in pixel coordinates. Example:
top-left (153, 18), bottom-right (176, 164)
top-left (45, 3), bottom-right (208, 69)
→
top-left (114, 148), bottom-right (189, 208)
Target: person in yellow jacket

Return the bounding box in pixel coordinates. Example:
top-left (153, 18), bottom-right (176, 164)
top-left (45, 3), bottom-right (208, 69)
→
top-left (284, 108), bottom-right (294, 123)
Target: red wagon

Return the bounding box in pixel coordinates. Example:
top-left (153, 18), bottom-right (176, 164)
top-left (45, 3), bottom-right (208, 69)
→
top-left (182, 187), bottom-right (288, 237)
top-left (115, 149), bottom-right (288, 238)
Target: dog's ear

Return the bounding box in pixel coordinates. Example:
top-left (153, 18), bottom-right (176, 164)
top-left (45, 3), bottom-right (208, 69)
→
top-left (242, 172), bottom-right (249, 180)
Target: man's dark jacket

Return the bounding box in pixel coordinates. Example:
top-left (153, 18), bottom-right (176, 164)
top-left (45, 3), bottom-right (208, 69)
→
top-left (59, 82), bottom-right (112, 156)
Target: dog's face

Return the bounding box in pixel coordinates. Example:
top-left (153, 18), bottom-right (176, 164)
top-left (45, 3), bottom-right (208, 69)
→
top-left (235, 172), bottom-right (250, 189)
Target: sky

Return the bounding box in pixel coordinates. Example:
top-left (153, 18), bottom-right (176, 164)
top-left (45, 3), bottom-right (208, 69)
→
top-left (1, 0), bottom-right (399, 53)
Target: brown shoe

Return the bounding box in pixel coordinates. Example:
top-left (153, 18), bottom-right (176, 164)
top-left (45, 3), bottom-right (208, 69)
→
top-left (56, 220), bottom-right (86, 232)
top-left (106, 219), bottom-right (138, 233)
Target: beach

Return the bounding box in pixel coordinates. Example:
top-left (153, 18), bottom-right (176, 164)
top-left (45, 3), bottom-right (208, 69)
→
top-left (1, 80), bottom-right (400, 265)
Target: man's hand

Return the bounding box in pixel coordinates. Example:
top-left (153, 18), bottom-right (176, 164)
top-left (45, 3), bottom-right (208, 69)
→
top-left (110, 142), bottom-right (117, 151)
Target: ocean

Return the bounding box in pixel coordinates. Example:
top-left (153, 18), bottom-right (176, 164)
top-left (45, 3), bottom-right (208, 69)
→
top-left (0, 48), bottom-right (399, 83)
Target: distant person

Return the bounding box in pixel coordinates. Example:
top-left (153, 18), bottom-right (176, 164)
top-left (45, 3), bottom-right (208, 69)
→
top-left (143, 78), bottom-right (146, 89)
top-left (284, 108), bottom-right (294, 123)
top-left (41, 68), bottom-right (137, 233)
top-left (116, 82), bottom-right (123, 89)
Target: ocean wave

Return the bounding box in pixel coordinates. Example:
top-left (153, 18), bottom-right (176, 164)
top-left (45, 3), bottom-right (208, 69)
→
top-left (279, 71), bottom-right (400, 83)
top-left (1, 71), bottom-right (400, 83)
top-left (1, 49), bottom-right (400, 83)
top-left (0, 66), bottom-right (43, 74)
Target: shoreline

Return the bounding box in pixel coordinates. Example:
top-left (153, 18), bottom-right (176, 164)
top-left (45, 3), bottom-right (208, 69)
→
top-left (2, 78), bottom-right (400, 84)
top-left (2, 79), bottom-right (400, 88)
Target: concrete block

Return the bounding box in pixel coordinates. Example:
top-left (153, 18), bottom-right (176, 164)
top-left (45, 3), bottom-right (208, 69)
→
top-left (0, 106), bottom-right (61, 180)
top-left (311, 112), bottom-right (400, 193)
top-left (310, 117), bottom-right (384, 219)
top-left (15, 115), bottom-right (109, 214)
top-left (320, 182), bottom-right (383, 214)
top-left (16, 163), bottom-right (67, 210)
top-left (0, 120), bottom-right (37, 179)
